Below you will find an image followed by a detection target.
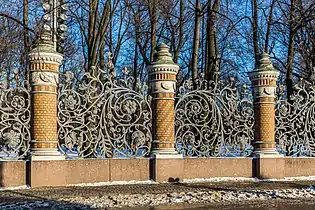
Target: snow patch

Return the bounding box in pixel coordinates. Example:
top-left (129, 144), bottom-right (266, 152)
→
top-left (0, 185), bottom-right (30, 191)
top-left (67, 180), bottom-right (158, 187)
top-left (183, 176), bottom-right (315, 183)
top-left (272, 176), bottom-right (315, 181)
top-left (182, 177), bottom-right (257, 183)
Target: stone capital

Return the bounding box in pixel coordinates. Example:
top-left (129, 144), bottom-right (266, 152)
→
top-left (248, 53), bottom-right (279, 100)
top-left (248, 70), bottom-right (279, 82)
top-left (147, 43), bottom-right (179, 74)
top-left (248, 53), bottom-right (279, 81)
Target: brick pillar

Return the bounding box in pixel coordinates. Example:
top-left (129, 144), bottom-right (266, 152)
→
top-left (29, 33), bottom-right (64, 160)
top-left (248, 53), bottom-right (281, 157)
top-left (147, 43), bottom-right (180, 156)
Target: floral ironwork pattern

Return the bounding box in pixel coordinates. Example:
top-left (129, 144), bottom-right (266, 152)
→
top-left (175, 75), bottom-right (254, 157)
top-left (58, 61), bottom-right (152, 158)
top-left (275, 78), bottom-right (315, 156)
top-left (0, 71), bottom-right (31, 160)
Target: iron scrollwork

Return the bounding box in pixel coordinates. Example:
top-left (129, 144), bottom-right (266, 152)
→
top-left (0, 71), bottom-right (31, 160)
top-left (275, 78), bottom-right (315, 156)
top-left (175, 75), bottom-right (254, 157)
top-left (58, 59), bottom-right (152, 158)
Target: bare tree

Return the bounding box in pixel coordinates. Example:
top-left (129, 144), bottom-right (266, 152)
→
top-left (252, 0), bottom-right (259, 65)
top-left (264, 0), bottom-right (276, 53)
top-left (191, 0), bottom-right (201, 88)
top-left (204, 0), bottom-right (220, 83)
top-left (87, 0), bottom-right (111, 69)
top-left (23, 0), bottom-right (29, 88)
top-left (149, 0), bottom-right (158, 62)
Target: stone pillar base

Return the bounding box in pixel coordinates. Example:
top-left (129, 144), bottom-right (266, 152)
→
top-left (31, 149), bottom-right (65, 161)
top-left (150, 153), bottom-right (184, 182)
top-left (253, 157), bottom-right (285, 179)
top-left (151, 153), bottom-right (183, 159)
top-left (253, 147), bottom-right (285, 179)
top-left (252, 148), bottom-right (284, 158)
top-left (150, 148), bottom-right (180, 156)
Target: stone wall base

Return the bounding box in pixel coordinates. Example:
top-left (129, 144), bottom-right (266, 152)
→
top-left (0, 159), bottom-right (149, 188)
top-left (2, 157), bottom-right (315, 187)
top-left (0, 161), bottom-right (26, 187)
top-left (150, 157), bottom-right (253, 182)
top-left (253, 157), bottom-right (315, 179)
top-left (253, 157), bottom-right (285, 179)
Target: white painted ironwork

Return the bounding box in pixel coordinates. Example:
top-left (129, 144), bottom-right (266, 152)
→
top-left (175, 75), bottom-right (254, 157)
top-left (275, 77), bottom-right (315, 156)
top-left (0, 72), bottom-right (31, 159)
top-left (57, 58), bottom-right (152, 158)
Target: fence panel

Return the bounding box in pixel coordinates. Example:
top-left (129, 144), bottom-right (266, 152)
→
top-left (58, 64), bottom-right (152, 158)
top-left (175, 75), bottom-right (254, 157)
top-left (275, 79), bottom-right (315, 156)
top-left (0, 72), bottom-right (31, 160)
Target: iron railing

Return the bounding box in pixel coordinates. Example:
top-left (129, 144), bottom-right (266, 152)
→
top-left (175, 75), bottom-right (254, 157)
top-left (58, 62), bottom-right (152, 158)
top-left (0, 71), bottom-right (31, 159)
top-left (276, 78), bottom-right (315, 156)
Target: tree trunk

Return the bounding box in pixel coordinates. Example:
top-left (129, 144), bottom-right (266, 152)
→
top-left (134, 8), bottom-right (140, 88)
top-left (174, 0), bottom-right (184, 63)
top-left (205, 0), bottom-right (220, 83)
top-left (88, 0), bottom-right (98, 69)
top-left (150, 0), bottom-right (158, 62)
top-left (264, 0), bottom-right (275, 53)
top-left (87, 0), bottom-right (110, 70)
top-left (252, 0), bottom-right (259, 66)
top-left (312, 39), bottom-right (315, 73)
top-left (192, 0), bottom-right (201, 89)
top-left (201, 11), bottom-right (206, 70)
top-left (286, 0), bottom-right (296, 103)
top-left (99, 41), bottom-right (105, 70)
top-left (23, 0), bottom-right (29, 89)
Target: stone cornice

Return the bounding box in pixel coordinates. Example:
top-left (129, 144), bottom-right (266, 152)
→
top-left (248, 70), bottom-right (279, 81)
top-left (147, 64), bottom-right (179, 74)
top-left (29, 52), bottom-right (63, 64)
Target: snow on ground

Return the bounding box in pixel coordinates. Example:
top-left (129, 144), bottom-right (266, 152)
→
top-left (2, 176), bottom-right (315, 190)
top-left (2, 177), bottom-right (315, 208)
top-left (182, 177), bottom-right (257, 183)
top-left (67, 180), bottom-right (158, 187)
top-left (183, 176), bottom-right (315, 183)
top-left (68, 176), bottom-right (315, 187)
top-left (0, 185), bottom-right (29, 191)
top-left (2, 186), bottom-right (315, 209)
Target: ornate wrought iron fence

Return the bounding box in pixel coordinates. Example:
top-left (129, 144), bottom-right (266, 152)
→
top-left (175, 75), bottom-right (254, 157)
top-left (275, 78), bottom-right (315, 156)
top-left (58, 62), bottom-right (152, 158)
top-left (0, 71), bottom-right (31, 160)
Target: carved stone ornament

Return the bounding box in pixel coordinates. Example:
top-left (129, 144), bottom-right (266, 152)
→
top-left (253, 86), bottom-right (277, 98)
top-left (150, 81), bottom-right (176, 94)
top-left (31, 71), bottom-right (59, 87)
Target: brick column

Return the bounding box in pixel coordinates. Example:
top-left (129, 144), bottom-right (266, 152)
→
top-left (147, 43), bottom-right (180, 156)
top-left (248, 53), bottom-right (281, 157)
top-left (29, 33), bottom-right (64, 160)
